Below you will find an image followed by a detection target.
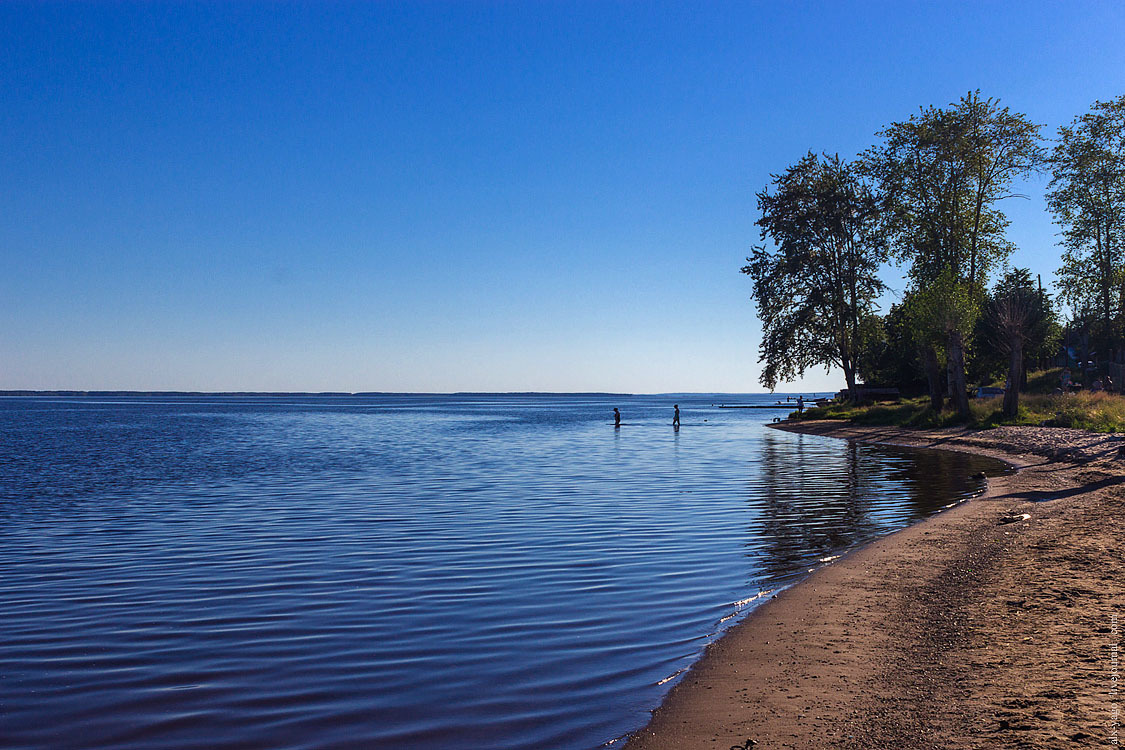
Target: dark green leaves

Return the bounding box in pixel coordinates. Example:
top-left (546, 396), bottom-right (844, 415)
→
top-left (743, 153), bottom-right (885, 392)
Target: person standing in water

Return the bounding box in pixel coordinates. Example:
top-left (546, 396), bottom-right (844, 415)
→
top-left (797, 395), bottom-right (804, 413)
top-left (672, 404), bottom-right (680, 427)
top-left (613, 407), bottom-right (621, 427)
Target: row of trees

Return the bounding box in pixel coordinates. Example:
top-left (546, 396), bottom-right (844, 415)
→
top-left (744, 92), bottom-right (1125, 418)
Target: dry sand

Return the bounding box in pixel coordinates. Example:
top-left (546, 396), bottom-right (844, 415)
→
top-left (624, 422), bottom-right (1124, 749)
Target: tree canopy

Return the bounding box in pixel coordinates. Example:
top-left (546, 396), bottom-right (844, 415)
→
top-left (860, 91), bottom-right (1044, 287)
top-left (1047, 94), bottom-right (1125, 354)
top-left (744, 91), bottom-right (1125, 417)
top-left (743, 153), bottom-right (885, 396)
top-left (856, 91), bottom-right (1045, 416)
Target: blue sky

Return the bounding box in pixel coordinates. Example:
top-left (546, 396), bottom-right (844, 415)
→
top-left (2, 1), bottom-right (1124, 393)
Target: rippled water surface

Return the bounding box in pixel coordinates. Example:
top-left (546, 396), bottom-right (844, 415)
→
top-left (0, 393), bottom-right (1007, 749)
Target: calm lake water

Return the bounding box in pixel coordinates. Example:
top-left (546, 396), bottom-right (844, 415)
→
top-left (0, 393), bottom-right (1006, 750)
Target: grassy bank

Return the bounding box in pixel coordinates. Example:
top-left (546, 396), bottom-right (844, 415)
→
top-left (793, 391), bottom-right (1125, 432)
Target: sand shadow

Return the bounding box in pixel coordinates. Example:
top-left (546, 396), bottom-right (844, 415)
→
top-left (994, 474), bottom-right (1125, 502)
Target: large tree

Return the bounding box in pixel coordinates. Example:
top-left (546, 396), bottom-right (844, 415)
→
top-left (743, 153), bottom-right (885, 399)
top-left (860, 91), bottom-right (1045, 418)
top-left (1046, 95), bottom-right (1125, 356)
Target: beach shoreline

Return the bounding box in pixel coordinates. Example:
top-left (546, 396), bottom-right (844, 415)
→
top-left (624, 421), bottom-right (1124, 749)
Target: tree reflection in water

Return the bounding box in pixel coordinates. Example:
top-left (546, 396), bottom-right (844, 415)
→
top-left (744, 430), bottom-right (1008, 588)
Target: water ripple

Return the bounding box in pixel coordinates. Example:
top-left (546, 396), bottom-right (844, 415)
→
top-left (0, 393), bottom-right (1006, 750)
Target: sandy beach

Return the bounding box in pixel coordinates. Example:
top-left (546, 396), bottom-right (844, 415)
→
top-left (625, 421), bottom-right (1124, 749)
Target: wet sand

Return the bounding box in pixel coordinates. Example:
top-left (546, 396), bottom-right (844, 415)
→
top-left (625, 422), bottom-right (1124, 749)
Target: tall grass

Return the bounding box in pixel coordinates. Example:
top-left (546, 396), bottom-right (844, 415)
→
top-left (1005, 392), bottom-right (1125, 432)
top-left (793, 391), bottom-right (1125, 433)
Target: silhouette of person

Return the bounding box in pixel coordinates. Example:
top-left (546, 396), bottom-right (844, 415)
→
top-left (673, 404), bottom-right (680, 427)
top-left (613, 407), bottom-right (621, 427)
top-left (797, 395), bottom-right (804, 413)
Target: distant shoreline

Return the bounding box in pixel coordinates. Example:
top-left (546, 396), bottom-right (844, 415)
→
top-left (627, 421), bottom-right (1122, 748)
top-left (0, 390), bottom-right (826, 398)
top-left (0, 390), bottom-right (631, 397)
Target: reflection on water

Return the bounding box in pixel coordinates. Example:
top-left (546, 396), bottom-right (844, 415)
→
top-left (0, 394), bottom-right (1007, 750)
top-left (748, 431), bottom-right (1003, 586)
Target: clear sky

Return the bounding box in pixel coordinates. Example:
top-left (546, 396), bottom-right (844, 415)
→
top-left (2, 1), bottom-right (1123, 393)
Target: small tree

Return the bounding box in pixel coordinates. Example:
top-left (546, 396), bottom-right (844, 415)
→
top-left (743, 153), bottom-right (886, 400)
top-left (975, 269), bottom-right (1061, 384)
top-left (995, 293), bottom-right (1031, 417)
top-left (986, 289), bottom-right (1035, 417)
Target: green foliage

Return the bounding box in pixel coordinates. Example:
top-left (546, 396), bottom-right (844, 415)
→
top-left (743, 152), bottom-right (886, 392)
top-left (973, 268), bottom-right (1061, 383)
top-left (854, 92), bottom-right (1045, 418)
top-left (855, 305), bottom-right (927, 393)
top-left (906, 269), bottom-right (982, 342)
top-left (1047, 94), bottom-right (1125, 349)
top-left (860, 91), bottom-right (1045, 288)
top-left (741, 92), bottom-right (1125, 407)
top-left (795, 389), bottom-right (1125, 433)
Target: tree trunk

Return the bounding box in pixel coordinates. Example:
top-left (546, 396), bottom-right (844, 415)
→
top-left (948, 329), bottom-right (971, 420)
top-left (923, 346), bottom-right (944, 412)
top-left (1003, 335), bottom-right (1023, 418)
top-left (844, 365), bottom-right (859, 405)
top-left (1081, 330), bottom-right (1090, 386)
top-left (1100, 227), bottom-right (1113, 356)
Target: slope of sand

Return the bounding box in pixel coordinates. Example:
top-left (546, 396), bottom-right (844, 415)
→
top-left (624, 423), bottom-right (1124, 749)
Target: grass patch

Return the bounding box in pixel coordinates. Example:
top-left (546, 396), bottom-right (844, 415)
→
top-left (1024, 367), bottom-right (1065, 395)
top-left (1014, 392), bottom-right (1125, 432)
top-left (981, 368), bottom-right (1073, 395)
top-left (793, 390), bottom-right (1125, 433)
top-left (793, 397), bottom-right (960, 428)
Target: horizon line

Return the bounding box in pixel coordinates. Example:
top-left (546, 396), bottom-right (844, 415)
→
top-left (0, 389), bottom-right (833, 397)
